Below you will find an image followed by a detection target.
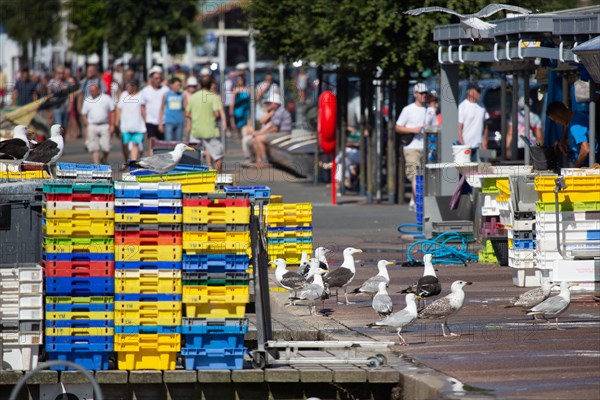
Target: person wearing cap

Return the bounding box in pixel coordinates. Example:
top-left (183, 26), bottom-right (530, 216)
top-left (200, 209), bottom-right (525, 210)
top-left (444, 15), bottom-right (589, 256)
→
top-left (395, 82), bottom-right (436, 211)
top-left (458, 82), bottom-right (489, 162)
top-left (140, 65), bottom-right (169, 151)
top-left (186, 75), bottom-right (226, 173)
top-left (547, 101), bottom-right (594, 168)
top-left (506, 96), bottom-right (543, 159)
top-left (251, 92), bottom-right (292, 168)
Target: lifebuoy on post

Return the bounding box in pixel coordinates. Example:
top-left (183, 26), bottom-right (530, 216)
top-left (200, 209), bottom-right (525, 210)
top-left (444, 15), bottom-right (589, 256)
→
top-left (318, 91), bottom-right (337, 155)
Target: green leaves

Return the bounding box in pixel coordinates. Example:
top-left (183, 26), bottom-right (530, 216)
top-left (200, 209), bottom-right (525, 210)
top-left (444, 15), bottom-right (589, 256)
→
top-left (0, 0), bottom-right (61, 46)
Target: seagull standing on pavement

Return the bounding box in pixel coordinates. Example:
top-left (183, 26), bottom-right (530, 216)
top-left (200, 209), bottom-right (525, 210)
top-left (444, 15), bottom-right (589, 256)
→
top-left (367, 293), bottom-right (419, 345)
top-left (418, 280), bottom-right (472, 337)
top-left (505, 280), bottom-right (555, 313)
top-left (399, 254), bottom-right (441, 308)
top-left (371, 281), bottom-right (393, 318)
top-left (295, 266), bottom-right (327, 316)
top-left (323, 247), bottom-right (363, 305)
top-left (527, 281), bottom-right (577, 329)
top-left (404, 4), bottom-right (532, 39)
top-left (272, 258), bottom-right (308, 305)
top-left (352, 260), bottom-right (392, 297)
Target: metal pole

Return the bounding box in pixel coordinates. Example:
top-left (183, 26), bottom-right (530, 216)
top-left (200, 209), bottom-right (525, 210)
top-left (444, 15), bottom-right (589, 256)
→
top-left (589, 82), bottom-right (597, 166)
top-left (359, 74), bottom-right (367, 196)
top-left (374, 78), bottom-right (383, 202)
top-left (339, 75), bottom-right (347, 196)
top-left (102, 41), bottom-right (109, 72)
top-left (248, 28), bottom-right (256, 130)
top-left (500, 78), bottom-right (507, 161)
top-left (523, 72), bottom-right (531, 165)
top-left (278, 62), bottom-right (285, 101)
top-left (314, 67), bottom-right (323, 185)
top-left (145, 38), bottom-right (152, 74)
top-left (387, 80), bottom-right (397, 204)
top-left (510, 76), bottom-right (519, 161)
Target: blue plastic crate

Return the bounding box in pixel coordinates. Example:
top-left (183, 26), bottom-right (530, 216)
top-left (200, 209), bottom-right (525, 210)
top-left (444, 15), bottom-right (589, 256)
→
top-left (114, 325), bottom-right (181, 334)
top-left (56, 163), bottom-right (112, 172)
top-left (130, 164), bottom-right (209, 176)
top-left (416, 211), bottom-right (424, 225)
top-left (115, 261), bottom-right (182, 270)
top-left (181, 318), bottom-right (249, 335)
top-left (586, 230), bottom-right (600, 240)
top-left (183, 333), bottom-right (245, 350)
top-left (267, 226), bottom-right (313, 233)
top-left (45, 277), bottom-right (114, 296)
top-left (267, 237), bottom-right (313, 244)
top-left (224, 186), bottom-right (271, 200)
top-left (47, 351), bottom-right (111, 370)
top-left (43, 252), bottom-right (115, 262)
top-left (180, 348), bottom-right (247, 370)
top-left (114, 206), bottom-right (183, 214)
top-left (114, 184), bottom-right (182, 199)
top-left (45, 335), bottom-right (113, 344)
top-left (182, 254), bottom-right (249, 272)
top-left (45, 303), bottom-right (114, 312)
top-left (513, 239), bottom-right (536, 250)
top-left (46, 340), bottom-right (114, 352)
top-left (46, 319), bottom-right (114, 328)
top-left (114, 293), bottom-right (182, 302)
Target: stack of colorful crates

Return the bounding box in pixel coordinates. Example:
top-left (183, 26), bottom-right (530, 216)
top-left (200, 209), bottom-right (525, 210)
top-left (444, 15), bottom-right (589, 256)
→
top-left (479, 177), bottom-right (504, 264)
top-left (266, 203), bottom-right (313, 265)
top-left (113, 181), bottom-right (184, 370)
top-left (42, 181), bottom-right (115, 370)
top-left (534, 173), bottom-right (600, 283)
top-left (181, 192), bottom-right (251, 370)
top-left (415, 175), bottom-right (424, 225)
top-left (0, 263), bottom-right (44, 371)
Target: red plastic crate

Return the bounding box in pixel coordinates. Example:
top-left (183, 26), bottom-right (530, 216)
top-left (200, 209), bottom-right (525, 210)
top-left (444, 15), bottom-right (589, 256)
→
top-left (45, 193), bottom-right (115, 202)
top-left (115, 230), bottom-right (182, 239)
top-left (182, 199), bottom-right (250, 208)
top-left (43, 261), bottom-right (115, 277)
top-left (115, 236), bottom-right (182, 246)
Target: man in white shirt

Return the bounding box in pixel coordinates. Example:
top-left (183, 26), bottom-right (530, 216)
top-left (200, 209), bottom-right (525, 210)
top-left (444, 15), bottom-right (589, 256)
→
top-left (395, 83), bottom-right (436, 211)
top-left (141, 65), bottom-right (169, 151)
top-left (458, 82), bottom-right (489, 162)
top-left (81, 83), bottom-right (115, 164)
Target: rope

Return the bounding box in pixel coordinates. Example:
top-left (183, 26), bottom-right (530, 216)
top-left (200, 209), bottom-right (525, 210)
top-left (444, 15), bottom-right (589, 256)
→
top-left (397, 223), bottom-right (424, 236)
top-left (406, 232), bottom-right (479, 265)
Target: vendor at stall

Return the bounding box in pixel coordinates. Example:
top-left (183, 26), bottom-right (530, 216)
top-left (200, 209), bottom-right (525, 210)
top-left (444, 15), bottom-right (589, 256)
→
top-left (546, 101), bottom-right (594, 168)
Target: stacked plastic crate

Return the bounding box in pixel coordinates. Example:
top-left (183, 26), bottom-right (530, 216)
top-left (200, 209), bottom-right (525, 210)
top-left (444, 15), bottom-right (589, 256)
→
top-left (415, 175), bottom-right (424, 225)
top-left (534, 173), bottom-right (600, 285)
top-left (0, 264), bottom-right (44, 371)
top-left (181, 189), bottom-right (250, 370)
top-left (42, 181), bottom-right (115, 370)
top-left (478, 177), bottom-right (503, 264)
top-left (113, 181), bottom-right (184, 370)
top-left (266, 203), bottom-right (313, 265)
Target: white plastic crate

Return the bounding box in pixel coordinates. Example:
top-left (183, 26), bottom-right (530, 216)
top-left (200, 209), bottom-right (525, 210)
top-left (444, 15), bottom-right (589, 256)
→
top-left (561, 168), bottom-right (600, 176)
top-left (216, 174), bottom-right (234, 184)
top-left (535, 210), bottom-right (600, 223)
top-left (508, 248), bottom-right (535, 261)
top-left (0, 265), bottom-right (43, 282)
top-left (0, 280), bottom-right (19, 293)
top-left (536, 219), bottom-right (600, 232)
top-left (19, 294), bottom-right (43, 308)
top-left (536, 229), bottom-right (599, 242)
top-left (552, 259), bottom-right (600, 284)
top-left (114, 198), bottom-right (182, 207)
top-left (1, 344), bottom-right (40, 370)
top-left (536, 238), bottom-right (600, 252)
top-left (16, 307), bottom-right (43, 320)
top-left (43, 200), bottom-right (115, 211)
top-left (481, 195), bottom-right (500, 216)
top-left (1, 330), bottom-right (43, 345)
top-left (509, 257), bottom-right (535, 269)
top-left (512, 268), bottom-right (543, 287)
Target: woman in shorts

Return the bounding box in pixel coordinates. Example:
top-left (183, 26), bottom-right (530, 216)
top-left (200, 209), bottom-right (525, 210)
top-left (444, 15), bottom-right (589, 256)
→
top-left (115, 79), bottom-right (146, 170)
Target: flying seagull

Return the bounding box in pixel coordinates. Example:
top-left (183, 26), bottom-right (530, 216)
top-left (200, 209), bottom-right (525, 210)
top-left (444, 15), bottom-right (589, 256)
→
top-left (129, 143), bottom-right (195, 177)
top-left (367, 293), bottom-right (419, 346)
top-left (372, 281), bottom-right (394, 318)
top-left (272, 258), bottom-right (308, 305)
top-left (0, 125), bottom-right (31, 161)
top-left (505, 280), bottom-right (555, 313)
top-left (399, 254), bottom-right (441, 308)
top-left (26, 124), bottom-right (64, 175)
top-left (352, 259), bottom-right (393, 297)
top-left (527, 281), bottom-right (577, 329)
top-left (323, 247), bottom-right (362, 305)
top-left (418, 280), bottom-right (472, 337)
top-left (404, 4), bottom-right (532, 39)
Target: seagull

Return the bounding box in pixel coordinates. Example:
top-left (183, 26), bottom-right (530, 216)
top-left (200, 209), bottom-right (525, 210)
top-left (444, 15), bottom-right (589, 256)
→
top-left (323, 247), bottom-right (362, 305)
top-left (352, 260), bottom-right (393, 297)
top-left (505, 280), bottom-right (555, 312)
top-left (0, 125), bottom-right (31, 161)
top-left (272, 258), bottom-right (308, 305)
top-left (26, 124), bottom-right (64, 176)
top-left (128, 143), bottom-right (195, 177)
top-left (372, 281), bottom-right (393, 318)
top-left (399, 254), bottom-right (441, 308)
top-left (418, 280), bottom-right (472, 337)
top-left (294, 266), bottom-right (327, 316)
top-left (304, 258), bottom-right (331, 312)
top-left (367, 293), bottom-right (419, 346)
top-left (527, 281), bottom-right (577, 329)
top-left (404, 4), bottom-right (532, 39)
top-left (298, 247), bottom-right (330, 278)
top-left (296, 251), bottom-right (310, 276)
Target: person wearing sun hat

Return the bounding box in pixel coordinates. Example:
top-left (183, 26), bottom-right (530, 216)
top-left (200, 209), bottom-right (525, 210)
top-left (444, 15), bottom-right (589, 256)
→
top-left (251, 92), bottom-right (292, 168)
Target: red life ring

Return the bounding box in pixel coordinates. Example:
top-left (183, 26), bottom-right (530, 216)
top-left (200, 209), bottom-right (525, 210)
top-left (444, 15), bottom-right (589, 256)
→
top-left (318, 91), bottom-right (336, 155)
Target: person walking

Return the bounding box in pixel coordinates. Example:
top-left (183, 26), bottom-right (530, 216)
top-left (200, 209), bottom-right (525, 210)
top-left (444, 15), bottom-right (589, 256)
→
top-left (141, 65), bottom-right (169, 152)
top-left (547, 101), bottom-right (595, 168)
top-left (159, 77), bottom-right (185, 142)
top-left (47, 66), bottom-right (72, 129)
top-left (296, 68), bottom-right (308, 104)
top-left (395, 83), bottom-right (434, 211)
top-left (81, 84), bottom-right (115, 164)
top-left (231, 75), bottom-right (251, 142)
top-left (116, 79), bottom-right (146, 168)
top-left (186, 75), bottom-right (226, 173)
top-left (12, 67), bottom-right (38, 106)
top-left (458, 82), bottom-right (489, 162)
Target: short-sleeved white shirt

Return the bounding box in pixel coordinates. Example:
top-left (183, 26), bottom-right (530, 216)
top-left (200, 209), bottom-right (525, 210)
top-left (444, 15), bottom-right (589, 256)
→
top-left (395, 103), bottom-right (432, 150)
top-left (117, 91), bottom-right (147, 133)
top-left (81, 93), bottom-right (115, 124)
top-left (458, 99), bottom-right (489, 148)
top-left (140, 85), bottom-right (169, 125)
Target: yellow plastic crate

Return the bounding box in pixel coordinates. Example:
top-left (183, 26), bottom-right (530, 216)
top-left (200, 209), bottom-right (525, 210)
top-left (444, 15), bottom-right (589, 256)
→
top-left (0, 170), bottom-right (49, 179)
top-left (182, 207), bottom-right (250, 224)
top-left (182, 233), bottom-right (251, 254)
top-left (43, 219), bottom-right (114, 237)
top-left (46, 296), bottom-right (114, 305)
top-left (45, 311), bottom-right (114, 320)
top-left (495, 194), bottom-right (510, 202)
top-left (114, 213), bottom-right (183, 224)
top-left (267, 229), bottom-right (313, 239)
top-left (115, 276), bottom-right (182, 294)
top-left (270, 195), bottom-right (283, 203)
top-left (114, 269), bottom-right (182, 279)
top-left (115, 245), bottom-right (182, 262)
top-left (44, 209), bottom-right (115, 220)
top-left (117, 351), bottom-right (177, 371)
top-left (115, 307), bottom-right (182, 325)
top-left (535, 176), bottom-right (600, 202)
top-left (43, 238), bottom-right (114, 254)
top-left (114, 333), bottom-right (181, 352)
top-left (181, 183), bottom-right (216, 193)
top-left (182, 285), bottom-right (249, 318)
top-left (268, 243), bottom-right (313, 257)
top-left (265, 203), bottom-right (312, 225)
top-left (137, 170), bottom-right (217, 184)
top-left (45, 327), bottom-right (114, 336)
top-left (495, 179), bottom-right (510, 197)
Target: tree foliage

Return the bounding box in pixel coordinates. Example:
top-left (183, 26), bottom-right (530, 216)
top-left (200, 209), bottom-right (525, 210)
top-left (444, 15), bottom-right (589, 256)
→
top-left (246, 0), bottom-right (590, 77)
top-left (66, 0), bottom-right (202, 56)
top-left (0, 0), bottom-right (61, 46)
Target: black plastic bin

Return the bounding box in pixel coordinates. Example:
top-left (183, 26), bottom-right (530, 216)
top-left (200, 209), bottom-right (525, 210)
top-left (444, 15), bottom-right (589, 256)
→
top-left (489, 236), bottom-right (509, 267)
top-left (529, 146), bottom-right (558, 171)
